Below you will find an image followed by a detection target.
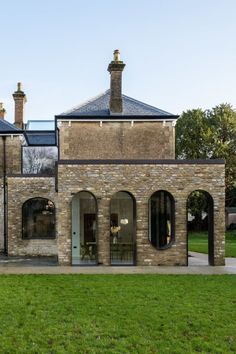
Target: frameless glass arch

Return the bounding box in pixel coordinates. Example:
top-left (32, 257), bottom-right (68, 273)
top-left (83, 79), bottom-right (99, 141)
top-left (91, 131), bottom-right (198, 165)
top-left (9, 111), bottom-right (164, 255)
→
top-left (22, 197), bottom-right (56, 239)
top-left (187, 190), bottom-right (214, 265)
top-left (71, 191), bottom-right (97, 265)
top-left (149, 190), bottom-right (175, 249)
top-left (110, 191), bottom-right (136, 265)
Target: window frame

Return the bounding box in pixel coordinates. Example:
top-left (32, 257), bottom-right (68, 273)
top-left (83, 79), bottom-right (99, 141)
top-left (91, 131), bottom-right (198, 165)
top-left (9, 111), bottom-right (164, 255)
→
top-left (148, 190), bottom-right (175, 250)
top-left (22, 197), bottom-right (56, 240)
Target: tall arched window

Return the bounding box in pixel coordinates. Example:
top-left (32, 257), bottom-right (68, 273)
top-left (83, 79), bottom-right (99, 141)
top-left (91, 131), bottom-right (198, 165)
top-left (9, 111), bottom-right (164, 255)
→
top-left (149, 191), bottom-right (174, 249)
top-left (110, 191), bottom-right (136, 265)
top-left (71, 191), bottom-right (97, 265)
top-left (22, 198), bottom-right (56, 239)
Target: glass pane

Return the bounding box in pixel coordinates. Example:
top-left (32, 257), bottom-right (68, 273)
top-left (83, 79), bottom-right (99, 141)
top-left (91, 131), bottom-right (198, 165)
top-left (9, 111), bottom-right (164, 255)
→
top-left (150, 191), bottom-right (173, 249)
top-left (22, 198), bottom-right (55, 239)
top-left (72, 192), bottom-right (97, 265)
top-left (110, 192), bottom-right (134, 265)
top-left (23, 146), bottom-right (58, 174)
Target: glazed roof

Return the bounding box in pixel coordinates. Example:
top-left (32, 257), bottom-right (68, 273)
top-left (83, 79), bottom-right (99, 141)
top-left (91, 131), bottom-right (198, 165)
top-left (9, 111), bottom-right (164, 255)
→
top-left (58, 90), bottom-right (176, 118)
top-left (24, 131), bottom-right (56, 146)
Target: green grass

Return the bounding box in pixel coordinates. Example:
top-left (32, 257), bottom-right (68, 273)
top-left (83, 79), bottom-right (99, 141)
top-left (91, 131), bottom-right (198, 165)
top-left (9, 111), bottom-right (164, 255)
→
top-left (188, 231), bottom-right (236, 257)
top-left (0, 275), bottom-right (235, 353)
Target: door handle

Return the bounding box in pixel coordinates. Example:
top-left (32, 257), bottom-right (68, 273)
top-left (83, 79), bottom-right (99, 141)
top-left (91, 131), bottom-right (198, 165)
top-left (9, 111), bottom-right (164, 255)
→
top-left (73, 246), bottom-right (77, 249)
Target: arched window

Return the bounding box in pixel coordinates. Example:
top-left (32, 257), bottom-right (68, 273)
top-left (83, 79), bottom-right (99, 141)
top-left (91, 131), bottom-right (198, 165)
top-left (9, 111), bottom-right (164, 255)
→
top-left (110, 191), bottom-right (136, 265)
top-left (22, 198), bottom-right (56, 239)
top-left (149, 191), bottom-right (174, 249)
top-left (72, 191), bottom-right (97, 265)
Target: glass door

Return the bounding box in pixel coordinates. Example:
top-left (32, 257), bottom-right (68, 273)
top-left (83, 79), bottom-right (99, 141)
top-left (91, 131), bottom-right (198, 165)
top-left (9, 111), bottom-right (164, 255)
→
top-left (72, 192), bottom-right (97, 265)
top-left (110, 191), bottom-right (136, 265)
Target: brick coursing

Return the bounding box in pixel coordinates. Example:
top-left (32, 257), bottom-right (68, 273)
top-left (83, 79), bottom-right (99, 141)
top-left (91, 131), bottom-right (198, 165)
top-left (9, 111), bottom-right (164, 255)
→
top-left (59, 122), bottom-right (175, 160)
top-left (57, 163), bottom-right (225, 266)
top-left (7, 177), bottom-right (57, 256)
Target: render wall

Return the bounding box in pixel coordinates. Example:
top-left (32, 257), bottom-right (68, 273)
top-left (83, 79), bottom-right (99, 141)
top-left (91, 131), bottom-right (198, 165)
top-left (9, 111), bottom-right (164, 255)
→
top-left (7, 177), bottom-right (57, 256)
top-left (59, 121), bottom-right (175, 160)
top-left (57, 162), bottom-right (225, 266)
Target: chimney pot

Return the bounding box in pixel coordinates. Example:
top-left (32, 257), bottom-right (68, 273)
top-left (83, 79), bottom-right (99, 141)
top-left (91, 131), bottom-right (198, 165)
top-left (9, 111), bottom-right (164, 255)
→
top-left (108, 50), bottom-right (125, 113)
top-left (114, 49), bottom-right (120, 62)
top-left (17, 82), bottom-right (22, 91)
top-left (0, 102), bottom-right (6, 119)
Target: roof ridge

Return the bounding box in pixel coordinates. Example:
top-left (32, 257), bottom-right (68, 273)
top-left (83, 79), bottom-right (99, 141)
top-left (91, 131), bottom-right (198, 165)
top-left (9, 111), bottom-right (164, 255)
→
top-left (61, 89), bottom-right (110, 115)
top-left (121, 93), bottom-right (173, 115)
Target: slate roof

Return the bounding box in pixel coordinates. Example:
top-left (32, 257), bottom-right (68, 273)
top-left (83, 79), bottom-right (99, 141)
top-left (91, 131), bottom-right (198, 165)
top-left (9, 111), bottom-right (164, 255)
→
top-left (0, 120), bottom-right (22, 133)
top-left (58, 90), bottom-right (176, 118)
top-left (24, 131), bottom-right (56, 146)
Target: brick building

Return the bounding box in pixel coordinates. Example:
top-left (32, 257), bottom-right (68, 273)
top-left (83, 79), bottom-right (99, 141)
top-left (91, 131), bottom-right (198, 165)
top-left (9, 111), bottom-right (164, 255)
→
top-left (0, 51), bottom-right (225, 266)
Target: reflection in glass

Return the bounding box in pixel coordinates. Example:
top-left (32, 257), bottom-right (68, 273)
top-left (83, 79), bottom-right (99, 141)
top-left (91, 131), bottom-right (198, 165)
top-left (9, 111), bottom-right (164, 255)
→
top-left (110, 192), bottom-right (135, 265)
top-left (149, 191), bottom-right (174, 249)
top-left (72, 192), bottom-right (97, 265)
top-left (22, 198), bottom-right (55, 239)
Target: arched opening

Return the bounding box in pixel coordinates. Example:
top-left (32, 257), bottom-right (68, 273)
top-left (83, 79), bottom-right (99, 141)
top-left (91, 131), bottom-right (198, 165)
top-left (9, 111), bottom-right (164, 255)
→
top-left (22, 197), bottom-right (55, 239)
top-left (110, 191), bottom-right (136, 265)
top-left (71, 191), bottom-right (97, 265)
top-left (187, 190), bottom-right (214, 266)
top-left (149, 190), bottom-right (175, 249)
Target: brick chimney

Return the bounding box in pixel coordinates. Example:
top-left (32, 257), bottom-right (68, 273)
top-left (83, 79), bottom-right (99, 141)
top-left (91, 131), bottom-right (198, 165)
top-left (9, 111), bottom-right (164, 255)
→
top-left (12, 82), bottom-right (26, 129)
top-left (0, 102), bottom-right (6, 119)
top-left (108, 50), bottom-right (125, 113)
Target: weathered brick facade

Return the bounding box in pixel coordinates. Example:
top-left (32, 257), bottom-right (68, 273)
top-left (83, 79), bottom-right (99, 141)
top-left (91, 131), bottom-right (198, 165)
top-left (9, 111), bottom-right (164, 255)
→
top-left (0, 52), bottom-right (226, 266)
top-left (0, 135), bottom-right (22, 252)
top-left (7, 177), bottom-right (57, 256)
top-left (59, 121), bottom-right (175, 160)
top-left (57, 162), bottom-right (225, 266)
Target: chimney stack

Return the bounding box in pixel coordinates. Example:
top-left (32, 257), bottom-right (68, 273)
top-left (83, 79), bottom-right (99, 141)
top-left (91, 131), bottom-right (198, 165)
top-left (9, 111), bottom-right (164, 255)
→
top-left (108, 50), bottom-right (125, 113)
top-left (0, 103), bottom-right (6, 119)
top-left (12, 82), bottom-right (26, 129)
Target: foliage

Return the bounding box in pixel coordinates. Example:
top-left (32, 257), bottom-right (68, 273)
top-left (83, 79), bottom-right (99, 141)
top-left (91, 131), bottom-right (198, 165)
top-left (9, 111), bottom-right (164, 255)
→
top-left (23, 146), bottom-right (57, 174)
top-left (176, 103), bottom-right (236, 206)
top-left (187, 191), bottom-right (209, 231)
top-left (0, 275), bottom-right (235, 353)
top-left (188, 231), bottom-right (236, 257)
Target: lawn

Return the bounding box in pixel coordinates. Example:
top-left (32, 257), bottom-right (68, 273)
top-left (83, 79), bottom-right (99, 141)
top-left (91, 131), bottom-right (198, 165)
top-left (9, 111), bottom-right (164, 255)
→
top-left (0, 275), bottom-right (235, 353)
top-left (188, 231), bottom-right (236, 257)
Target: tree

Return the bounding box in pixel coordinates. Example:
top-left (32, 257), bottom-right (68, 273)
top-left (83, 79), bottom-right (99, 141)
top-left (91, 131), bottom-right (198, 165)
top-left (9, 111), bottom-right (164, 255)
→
top-left (23, 147), bottom-right (57, 174)
top-left (176, 103), bottom-right (236, 206)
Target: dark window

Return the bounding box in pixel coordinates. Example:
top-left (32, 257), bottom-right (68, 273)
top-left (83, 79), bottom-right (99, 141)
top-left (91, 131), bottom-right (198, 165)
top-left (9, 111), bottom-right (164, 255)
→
top-left (149, 191), bottom-right (174, 249)
top-left (22, 198), bottom-right (56, 239)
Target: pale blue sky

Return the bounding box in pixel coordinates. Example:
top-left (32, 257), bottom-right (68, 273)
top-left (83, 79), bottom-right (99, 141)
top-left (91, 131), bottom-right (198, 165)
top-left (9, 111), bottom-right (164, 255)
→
top-left (0, 0), bottom-right (236, 123)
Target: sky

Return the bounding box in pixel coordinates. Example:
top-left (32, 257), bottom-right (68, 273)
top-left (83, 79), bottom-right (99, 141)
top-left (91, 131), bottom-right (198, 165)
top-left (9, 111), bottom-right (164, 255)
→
top-left (0, 0), bottom-right (236, 123)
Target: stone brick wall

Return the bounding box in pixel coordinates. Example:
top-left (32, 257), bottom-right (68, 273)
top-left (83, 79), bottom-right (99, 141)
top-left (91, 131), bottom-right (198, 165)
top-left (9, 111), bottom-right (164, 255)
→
top-left (57, 162), bottom-right (225, 266)
top-left (59, 121), bottom-right (175, 160)
top-left (0, 136), bottom-right (22, 176)
top-left (7, 177), bottom-right (57, 256)
top-left (0, 181), bottom-right (4, 252)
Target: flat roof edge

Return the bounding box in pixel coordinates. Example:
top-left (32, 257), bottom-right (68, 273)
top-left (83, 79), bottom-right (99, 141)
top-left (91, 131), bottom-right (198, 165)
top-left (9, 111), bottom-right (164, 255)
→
top-left (57, 159), bottom-right (225, 165)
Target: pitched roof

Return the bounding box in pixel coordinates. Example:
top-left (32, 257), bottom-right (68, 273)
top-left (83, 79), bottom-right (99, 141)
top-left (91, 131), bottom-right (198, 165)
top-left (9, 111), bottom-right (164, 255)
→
top-left (0, 120), bottom-right (22, 133)
top-left (24, 131), bottom-right (56, 146)
top-left (58, 90), bottom-right (176, 118)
